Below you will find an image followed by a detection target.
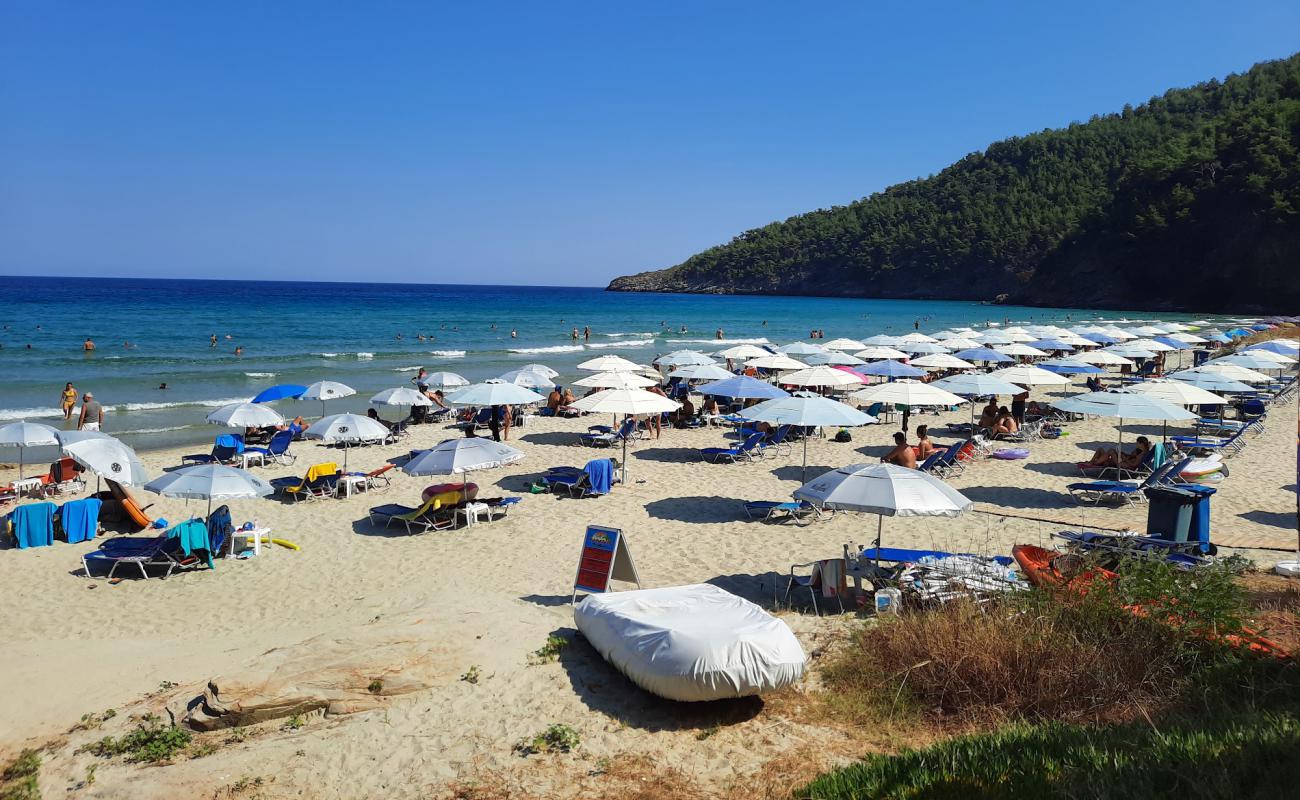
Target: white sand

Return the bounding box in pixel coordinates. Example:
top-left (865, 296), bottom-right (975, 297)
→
top-left (1, 388), bottom-right (1295, 797)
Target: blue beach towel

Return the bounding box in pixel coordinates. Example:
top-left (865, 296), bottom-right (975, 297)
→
top-left (11, 502), bottom-right (56, 549)
top-left (1149, 442), bottom-right (1166, 470)
top-left (60, 498), bottom-right (102, 544)
top-left (584, 458), bottom-right (613, 495)
top-left (168, 519), bottom-right (216, 568)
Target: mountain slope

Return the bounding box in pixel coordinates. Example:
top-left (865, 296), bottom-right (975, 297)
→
top-left (608, 54), bottom-right (1300, 312)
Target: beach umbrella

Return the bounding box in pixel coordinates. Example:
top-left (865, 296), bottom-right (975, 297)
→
top-left (910, 353), bottom-right (976, 370)
top-left (1079, 332), bottom-right (1117, 344)
top-left (793, 463), bottom-right (972, 564)
top-left (1168, 332), bottom-right (1207, 344)
top-left (861, 334), bottom-right (903, 346)
top-left (898, 332), bottom-right (938, 344)
top-left (954, 347), bottom-right (1014, 364)
top-left (370, 387), bottom-right (433, 426)
top-left (995, 344), bottom-right (1049, 358)
top-left (1073, 350), bottom-right (1135, 367)
top-left (444, 382), bottom-right (548, 407)
top-left (741, 396), bottom-right (877, 480)
top-left (778, 341), bottom-right (828, 355)
top-left (899, 342), bottom-right (950, 355)
top-left (780, 365), bottom-right (866, 389)
top-left (935, 337), bottom-right (981, 350)
top-left (932, 373), bottom-right (1026, 397)
top-left (821, 338), bottom-right (867, 351)
top-left (975, 331), bottom-right (1015, 345)
top-left (0, 421), bottom-right (61, 480)
top-left (930, 330), bottom-right (968, 340)
top-left (1104, 345), bottom-right (1158, 360)
top-left (654, 350), bottom-right (716, 367)
top-left (517, 363), bottom-right (559, 378)
top-left (1027, 339), bottom-right (1075, 352)
top-left (1038, 358), bottom-right (1104, 375)
top-left (666, 363), bottom-right (733, 382)
top-left (144, 463), bottom-right (273, 521)
top-left (849, 380), bottom-right (967, 409)
top-left (403, 438), bottom-right (524, 506)
top-left (715, 344), bottom-right (771, 360)
top-left (1207, 354), bottom-right (1290, 371)
top-left (497, 368), bottom-right (557, 389)
top-left (567, 389), bottom-right (681, 482)
top-left (853, 346), bottom-right (910, 361)
top-left (1168, 370), bottom-right (1254, 394)
top-left (988, 364), bottom-right (1071, 387)
top-left (303, 413), bottom-right (392, 470)
top-left (1131, 325), bottom-right (1167, 337)
top-left (1194, 364), bottom-right (1274, 384)
top-left (746, 354), bottom-right (808, 371)
top-left (577, 354), bottom-right (642, 372)
top-left (206, 402), bottom-right (284, 429)
top-left (251, 384), bottom-right (307, 404)
top-left (804, 351), bottom-right (866, 366)
top-left (1128, 379), bottom-right (1227, 407)
top-left (1054, 390), bottom-right (1196, 452)
top-left (1127, 338), bottom-right (1176, 353)
top-left (61, 435), bottom-right (148, 488)
top-left (1153, 336), bottom-right (1191, 351)
top-left (857, 360), bottom-right (926, 379)
top-left (696, 375), bottom-right (790, 400)
top-left (301, 380), bottom-right (357, 418)
top-left (572, 371), bottom-right (657, 389)
top-left (1245, 341), bottom-right (1299, 355)
top-left (420, 371), bottom-right (470, 390)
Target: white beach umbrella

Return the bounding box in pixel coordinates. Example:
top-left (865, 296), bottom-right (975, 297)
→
top-left (910, 353), bottom-right (976, 370)
top-left (821, 337), bottom-right (868, 351)
top-left (1195, 363), bottom-right (1273, 383)
top-left (988, 365), bottom-right (1071, 387)
top-left (667, 363), bottom-right (734, 381)
top-left (975, 331), bottom-right (1016, 344)
top-left (899, 342), bottom-right (950, 355)
top-left (568, 389), bottom-right (681, 482)
top-left (517, 363), bottom-right (559, 378)
top-left (1126, 338), bottom-right (1176, 353)
top-left (577, 354), bottom-right (642, 373)
top-left (898, 332), bottom-right (938, 344)
top-left (804, 351), bottom-right (866, 366)
top-left (144, 463), bottom-right (273, 520)
top-left (62, 436), bottom-right (149, 488)
top-left (793, 463), bottom-right (973, 563)
top-left (854, 346), bottom-right (910, 361)
top-left (995, 344), bottom-right (1049, 358)
top-left (1207, 354), bottom-right (1291, 371)
top-left (301, 380), bottom-right (357, 418)
top-left (0, 421), bottom-right (61, 480)
top-left (935, 337), bottom-right (981, 350)
top-left (370, 387), bottom-right (433, 407)
top-left (654, 350), bottom-right (717, 367)
top-left (1236, 349), bottom-right (1295, 364)
top-left (778, 341), bottom-right (828, 355)
top-left (403, 438), bottom-right (524, 505)
top-left (573, 371), bottom-right (658, 389)
top-left (304, 412), bottom-right (392, 469)
top-left (861, 334), bottom-right (904, 346)
top-left (1054, 390), bottom-right (1196, 451)
top-left (742, 396), bottom-right (876, 480)
top-left (497, 368), bottom-right (558, 389)
top-left (746, 354), bottom-right (809, 371)
top-left (849, 380), bottom-right (967, 408)
top-left (1128, 379), bottom-right (1227, 407)
top-left (1073, 350), bottom-right (1135, 367)
top-left (715, 344), bottom-right (771, 360)
top-left (420, 372), bottom-right (470, 388)
top-left (932, 373), bottom-right (1027, 397)
top-left (1168, 370), bottom-right (1255, 393)
top-left (206, 402), bottom-right (284, 429)
top-left (780, 365), bottom-right (866, 388)
top-left (1167, 332), bottom-right (1208, 344)
top-left (444, 383), bottom-right (548, 406)
top-left (1103, 345), bottom-right (1157, 360)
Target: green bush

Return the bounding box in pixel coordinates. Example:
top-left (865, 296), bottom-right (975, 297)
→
top-left (85, 718), bottom-right (192, 764)
top-left (514, 724), bottom-right (580, 756)
top-left (0, 750), bottom-right (40, 800)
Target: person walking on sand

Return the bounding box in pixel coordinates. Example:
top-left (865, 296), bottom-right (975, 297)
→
top-left (60, 382), bottom-right (77, 420)
top-left (77, 392), bottom-right (103, 431)
top-left (646, 385), bottom-right (668, 439)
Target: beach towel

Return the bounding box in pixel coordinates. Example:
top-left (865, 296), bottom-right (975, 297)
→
top-left (1149, 442), bottom-right (1166, 470)
top-left (585, 458), bottom-right (613, 495)
top-left (168, 518), bottom-right (215, 568)
top-left (60, 497), bottom-right (102, 544)
top-left (10, 502), bottom-right (56, 549)
top-left (207, 505), bottom-right (233, 546)
top-left (819, 558), bottom-right (845, 598)
top-left (305, 462), bottom-right (338, 483)
top-left (215, 434), bottom-right (244, 455)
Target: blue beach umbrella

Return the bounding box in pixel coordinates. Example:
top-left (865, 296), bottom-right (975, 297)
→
top-left (1028, 339), bottom-right (1076, 352)
top-left (953, 347), bottom-right (1014, 364)
top-left (1153, 336), bottom-right (1190, 350)
top-left (1039, 359), bottom-right (1104, 375)
top-left (251, 384), bottom-right (308, 404)
top-left (1246, 341), bottom-right (1299, 355)
top-left (858, 360), bottom-right (926, 378)
top-left (1080, 332), bottom-right (1117, 344)
top-left (696, 375), bottom-right (790, 400)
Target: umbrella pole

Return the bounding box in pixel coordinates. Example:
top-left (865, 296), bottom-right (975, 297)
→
top-left (874, 515), bottom-right (883, 566)
top-left (802, 436), bottom-right (808, 483)
top-left (622, 436), bottom-right (629, 485)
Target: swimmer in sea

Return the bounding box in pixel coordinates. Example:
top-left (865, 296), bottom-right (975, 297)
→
top-left (234, 346), bottom-right (243, 356)
top-left (158, 382), bottom-right (167, 390)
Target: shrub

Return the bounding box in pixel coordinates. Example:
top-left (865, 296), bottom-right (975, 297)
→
top-left (530, 635), bottom-right (569, 664)
top-left (514, 724), bottom-right (580, 756)
top-left (0, 750), bottom-right (40, 800)
top-left (85, 719), bottom-right (192, 764)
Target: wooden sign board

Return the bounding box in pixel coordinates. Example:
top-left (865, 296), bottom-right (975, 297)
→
top-left (572, 525), bottom-right (641, 602)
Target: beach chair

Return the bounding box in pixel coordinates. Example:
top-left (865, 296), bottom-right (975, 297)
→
top-left (6, 501), bottom-right (57, 548)
top-left (916, 451), bottom-right (944, 474)
top-left (579, 418), bottom-right (637, 448)
top-left (700, 432), bottom-right (768, 463)
top-left (272, 462), bottom-right (340, 501)
top-left (1170, 428), bottom-right (1248, 458)
top-left (367, 495), bottom-right (454, 534)
top-left (30, 458), bottom-right (85, 497)
top-left (742, 499), bottom-right (831, 526)
top-left (765, 425), bottom-right (795, 457)
top-left (82, 518), bottom-right (227, 579)
top-left (1076, 444), bottom-right (1158, 481)
top-left (58, 497), bottom-right (102, 544)
top-left (544, 458), bottom-right (616, 498)
top-left (346, 463), bottom-right (394, 493)
top-left (784, 559), bottom-right (846, 616)
top-left (1066, 458), bottom-right (1189, 506)
top-left (245, 430), bottom-right (296, 466)
top-left (182, 434), bottom-right (244, 466)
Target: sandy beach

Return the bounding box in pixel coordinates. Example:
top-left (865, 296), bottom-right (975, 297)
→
top-left (1, 386), bottom-right (1296, 798)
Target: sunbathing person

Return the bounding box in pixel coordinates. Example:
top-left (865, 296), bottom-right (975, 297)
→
top-left (700, 396), bottom-right (720, 416)
top-left (366, 408), bottom-right (394, 431)
top-left (544, 386), bottom-right (562, 416)
top-left (882, 432), bottom-right (917, 469)
top-left (915, 425), bottom-right (947, 458)
top-left (1081, 436), bottom-right (1150, 470)
top-left (993, 407), bottom-right (1019, 436)
top-left (977, 399), bottom-right (1000, 430)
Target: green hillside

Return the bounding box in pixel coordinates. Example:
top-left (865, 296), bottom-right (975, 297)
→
top-left (607, 54), bottom-right (1300, 312)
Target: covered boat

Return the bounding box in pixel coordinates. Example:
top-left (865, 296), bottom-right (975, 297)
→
top-left (574, 584), bottom-right (806, 702)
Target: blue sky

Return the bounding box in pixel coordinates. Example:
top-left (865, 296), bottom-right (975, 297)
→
top-left (2, 1), bottom-right (1297, 286)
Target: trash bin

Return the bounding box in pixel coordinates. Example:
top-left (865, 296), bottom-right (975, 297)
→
top-left (1144, 485), bottom-right (1197, 544)
top-left (1184, 484), bottom-right (1216, 551)
top-left (1193, 349), bottom-right (1210, 367)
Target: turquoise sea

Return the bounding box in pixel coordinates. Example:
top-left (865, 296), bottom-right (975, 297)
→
top-left (0, 277), bottom-right (1211, 451)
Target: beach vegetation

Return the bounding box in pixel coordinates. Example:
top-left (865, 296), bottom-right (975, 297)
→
top-left (461, 665), bottom-right (482, 684)
top-left (281, 714), bottom-right (305, 731)
top-left (84, 717), bottom-right (192, 764)
top-left (531, 634), bottom-right (570, 664)
top-left (367, 678), bottom-right (384, 694)
top-left (513, 723), bottom-right (581, 756)
top-left (0, 750), bottom-right (41, 800)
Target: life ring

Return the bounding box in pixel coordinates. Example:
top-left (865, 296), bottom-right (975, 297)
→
top-left (993, 448), bottom-right (1029, 460)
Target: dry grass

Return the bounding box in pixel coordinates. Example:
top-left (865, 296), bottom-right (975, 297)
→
top-left (1241, 573), bottom-right (1300, 656)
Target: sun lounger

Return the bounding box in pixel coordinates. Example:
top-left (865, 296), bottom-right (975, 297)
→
top-left (245, 430), bottom-right (296, 466)
top-left (700, 432), bottom-right (767, 463)
top-left (1066, 458), bottom-right (1190, 506)
top-left (58, 497), bottom-right (102, 544)
top-left (1170, 428), bottom-right (1248, 457)
top-left (83, 517), bottom-right (227, 579)
top-left (856, 547), bottom-right (1015, 567)
top-left (367, 495), bottom-right (454, 534)
top-left (743, 499), bottom-right (831, 526)
top-left (182, 434), bottom-right (244, 466)
top-left (6, 501), bottom-right (56, 548)
top-left (579, 418), bottom-right (638, 448)
top-left (271, 462), bottom-right (339, 501)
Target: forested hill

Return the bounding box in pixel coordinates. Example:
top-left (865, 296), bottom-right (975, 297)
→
top-left (607, 54), bottom-right (1300, 313)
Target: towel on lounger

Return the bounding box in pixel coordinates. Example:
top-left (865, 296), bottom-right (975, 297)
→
top-left (60, 497), bottom-right (101, 544)
top-left (10, 502), bottom-right (56, 548)
top-left (585, 458), bottom-right (613, 495)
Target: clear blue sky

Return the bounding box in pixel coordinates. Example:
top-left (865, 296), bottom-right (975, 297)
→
top-left (2, 1), bottom-right (1297, 286)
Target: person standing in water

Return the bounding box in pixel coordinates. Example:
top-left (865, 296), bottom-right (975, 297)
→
top-left (583, 326), bottom-right (591, 341)
top-left (60, 382), bottom-right (78, 420)
top-left (210, 334), bottom-right (218, 347)
top-left (83, 337), bottom-right (95, 351)
top-left (77, 392), bottom-right (103, 431)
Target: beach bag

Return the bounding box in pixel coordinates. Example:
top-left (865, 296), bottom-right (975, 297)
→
top-left (833, 429), bottom-right (852, 443)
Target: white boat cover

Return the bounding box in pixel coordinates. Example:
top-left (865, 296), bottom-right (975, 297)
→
top-left (574, 584), bottom-right (806, 702)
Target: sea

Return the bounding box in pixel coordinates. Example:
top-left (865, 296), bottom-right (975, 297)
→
top-left (0, 276), bottom-right (1213, 452)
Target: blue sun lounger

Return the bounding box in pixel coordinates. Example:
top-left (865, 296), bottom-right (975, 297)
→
top-left (1066, 458), bottom-right (1189, 506)
top-left (700, 432), bottom-right (767, 463)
